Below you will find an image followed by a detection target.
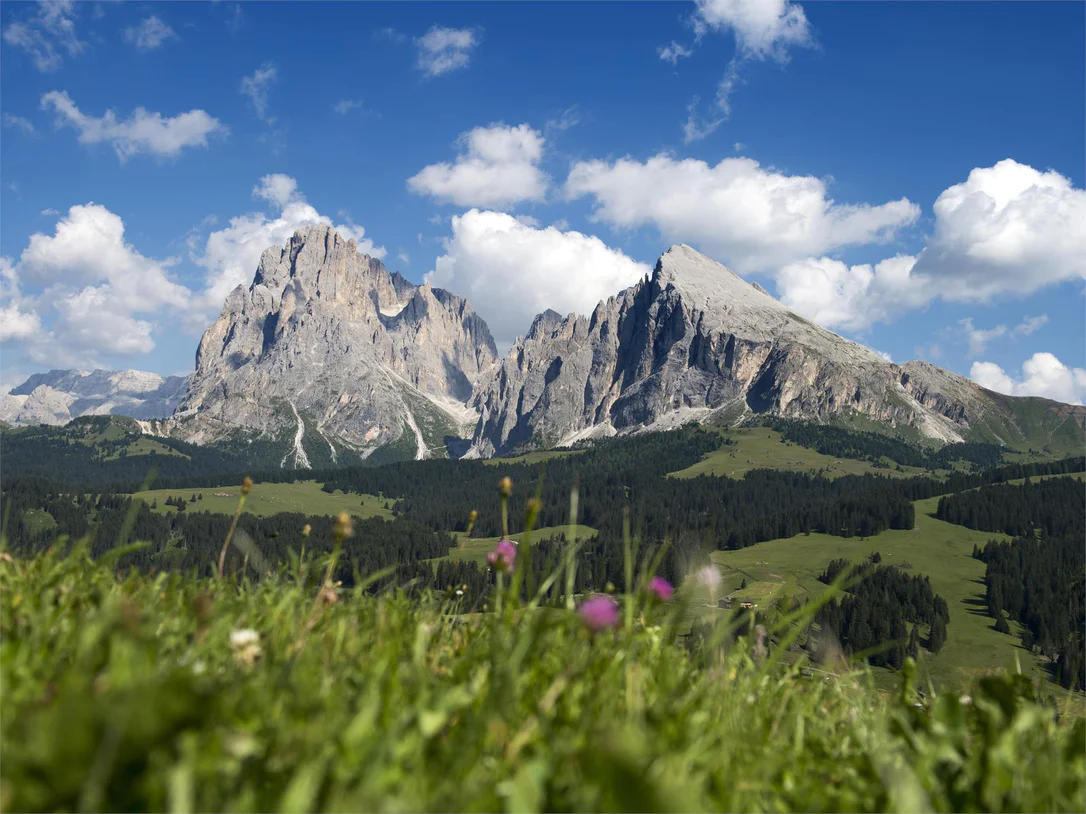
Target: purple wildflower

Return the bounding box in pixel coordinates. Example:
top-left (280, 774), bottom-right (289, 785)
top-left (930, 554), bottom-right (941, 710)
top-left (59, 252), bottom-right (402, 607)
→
top-left (487, 539), bottom-right (517, 572)
top-left (648, 576), bottom-right (674, 602)
top-left (580, 595), bottom-right (620, 632)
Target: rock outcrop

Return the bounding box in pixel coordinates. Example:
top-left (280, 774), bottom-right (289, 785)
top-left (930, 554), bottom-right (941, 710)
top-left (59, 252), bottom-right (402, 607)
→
top-left (467, 245), bottom-right (1084, 456)
top-left (171, 225), bottom-right (497, 465)
top-left (0, 369), bottom-right (189, 425)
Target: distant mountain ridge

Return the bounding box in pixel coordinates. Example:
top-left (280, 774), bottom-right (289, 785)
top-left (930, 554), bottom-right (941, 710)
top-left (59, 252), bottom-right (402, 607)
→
top-left (0, 369), bottom-right (189, 426)
top-left (466, 245), bottom-right (1085, 457)
top-left (5, 234), bottom-right (1082, 464)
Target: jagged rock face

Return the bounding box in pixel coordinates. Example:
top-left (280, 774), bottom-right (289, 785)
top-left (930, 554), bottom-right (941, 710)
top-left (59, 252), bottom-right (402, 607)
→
top-left (468, 245), bottom-right (1021, 456)
top-left (174, 225), bottom-right (498, 463)
top-left (0, 369), bottom-right (189, 425)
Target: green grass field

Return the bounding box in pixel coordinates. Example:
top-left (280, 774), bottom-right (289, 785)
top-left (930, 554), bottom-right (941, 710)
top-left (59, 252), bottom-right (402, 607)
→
top-left (440, 524), bottom-right (599, 565)
top-left (20, 508), bottom-right (57, 536)
top-left (130, 480), bottom-right (393, 519)
top-left (482, 448), bottom-right (586, 466)
top-left (703, 473), bottom-right (1086, 695)
top-left (103, 436), bottom-right (188, 460)
top-left (4, 545), bottom-right (1082, 812)
top-left (668, 427), bottom-right (932, 480)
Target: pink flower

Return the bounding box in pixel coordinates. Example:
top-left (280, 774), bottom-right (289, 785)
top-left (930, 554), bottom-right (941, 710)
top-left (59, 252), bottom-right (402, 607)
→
top-left (580, 595), bottom-right (620, 632)
top-left (487, 539), bottom-right (517, 572)
top-left (647, 576), bottom-right (673, 602)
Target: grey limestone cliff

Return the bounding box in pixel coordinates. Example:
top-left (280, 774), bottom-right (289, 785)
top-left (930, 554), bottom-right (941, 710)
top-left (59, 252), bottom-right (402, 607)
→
top-left (171, 225), bottom-right (497, 465)
top-left (467, 245), bottom-right (1083, 456)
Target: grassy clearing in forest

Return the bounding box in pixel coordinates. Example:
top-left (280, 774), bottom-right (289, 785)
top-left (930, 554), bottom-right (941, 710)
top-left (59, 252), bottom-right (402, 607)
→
top-left (482, 448), bottom-right (586, 466)
top-left (441, 524), bottom-right (599, 565)
top-left (130, 480), bottom-right (393, 519)
top-left (708, 481), bottom-right (1086, 700)
top-left (668, 427), bottom-right (933, 480)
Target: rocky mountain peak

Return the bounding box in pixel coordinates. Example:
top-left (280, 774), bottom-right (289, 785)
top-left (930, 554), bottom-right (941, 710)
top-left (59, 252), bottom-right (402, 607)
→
top-left (466, 243), bottom-right (1049, 457)
top-left (173, 225), bottom-right (498, 465)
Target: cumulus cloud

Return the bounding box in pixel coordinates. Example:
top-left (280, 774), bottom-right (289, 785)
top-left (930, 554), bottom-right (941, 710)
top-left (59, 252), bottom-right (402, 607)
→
top-left (195, 174), bottom-right (385, 315)
top-left (3, 204), bottom-right (190, 365)
top-left (240, 63), bottom-right (278, 123)
top-left (775, 255), bottom-right (928, 332)
top-left (426, 209), bottom-right (650, 349)
top-left (416, 26), bottom-right (479, 76)
top-left (747, 160), bottom-right (1082, 333)
top-left (971, 353), bottom-right (1086, 405)
top-left (566, 154), bottom-right (919, 272)
top-left (408, 123), bottom-right (548, 208)
top-left (124, 15), bottom-right (177, 52)
top-left (41, 90), bottom-right (226, 161)
top-left (911, 159), bottom-right (1086, 299)
top-left (3, 114), bottom-right (36, 134)
top-left (2, 0), bottom-right (84, 72)
top-left (0, 257), bottom-right (42, 343)
top-left (695, 0), bottom-right (812, 59)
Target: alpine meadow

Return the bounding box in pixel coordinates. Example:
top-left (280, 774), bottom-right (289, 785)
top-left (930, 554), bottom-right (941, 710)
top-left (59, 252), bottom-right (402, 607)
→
top-left (1, 1), bottom-right (1084, 812)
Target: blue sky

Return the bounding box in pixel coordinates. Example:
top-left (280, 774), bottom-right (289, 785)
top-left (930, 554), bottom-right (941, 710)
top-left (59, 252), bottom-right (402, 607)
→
top-left (2, 0), bottom-right (1084, 403)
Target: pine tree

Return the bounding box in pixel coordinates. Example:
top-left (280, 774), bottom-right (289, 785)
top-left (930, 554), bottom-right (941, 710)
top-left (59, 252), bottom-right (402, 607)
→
top-left (907, 623), bottom-right (920, 659)
top-left (929, 617), bottom-right (947, 654)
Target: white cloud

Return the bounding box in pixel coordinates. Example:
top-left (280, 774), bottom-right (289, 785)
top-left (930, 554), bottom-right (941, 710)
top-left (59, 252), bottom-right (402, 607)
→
top-left (1013, 314), bottom-right (1048, 336)
top-left (397, 250), bottom-right (410, 266)
top-left (3, 114), bottom-right (35, 134)
top-left (41, 90), bottom-right (226, 161)
top-left (695, 0), bottom-right (812, 59)
top-left (3, 204), bottom-right (190, 365)
top-left (670, 1), bottom-right (813, 141)
top-left (0, 257), bottom-right (42, 343)
top-left (911, 159), bottom-right (1086, 299)
top-left (659, 41), bottom-right (693, 64)
top-left (408, 123), bottom-right (548, 208)
top-left (124, 15), bottom-right (177, 52)
top-left (416, 26), bottom-right (479, 77)
top-left (544, 106), bottom-right (581, 135)
top-left (19, 204), bottom-right (189, 313)
top-left (2, 0), bottom-right (84, 72)
top-left (40, 208), bottom-right (60, 216)
top-left (566, 154), bottom-right (919, 272)
top-left (195, 174), bottom-right (385, 314)
top-left (958, 314), bottom-right (1050, 358)
top-left (426, 209), bottom-right (650, 348)
top-left (971, 353), bottom-right (1086, 405)
top-left (775, 255), bottom-right (928, 332)
top-left (958, 318), bottom-right (1007, 358)
top-left (240, 63), bottom-right (277, 123)
top-left (333, 98), bottom-right (363, 115)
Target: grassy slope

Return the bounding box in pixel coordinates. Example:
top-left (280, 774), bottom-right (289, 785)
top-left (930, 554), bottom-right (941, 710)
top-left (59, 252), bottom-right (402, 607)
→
top-left (440, 525), bottom-right (599, 565)
top-left (130, 480), bottom-right (393, 520)
top-left (705, 473), bottom-right (1086, 694)
top-left (669, 427), bottom-right (932, 480)
top-left (481, 449), bottom-right (586, 466)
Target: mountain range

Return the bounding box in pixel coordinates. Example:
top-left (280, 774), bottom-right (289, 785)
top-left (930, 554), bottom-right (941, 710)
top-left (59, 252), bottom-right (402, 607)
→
top-left (5, 227), bottom-right (1083, 462)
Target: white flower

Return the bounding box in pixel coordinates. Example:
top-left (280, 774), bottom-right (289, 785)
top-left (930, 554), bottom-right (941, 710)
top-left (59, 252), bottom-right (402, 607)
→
top-left (230, 628), bottom-right (260, 647)
top-left (455, 589), bottom-right (464, 597)
top-left (230, 628), bottom-right (262, 667)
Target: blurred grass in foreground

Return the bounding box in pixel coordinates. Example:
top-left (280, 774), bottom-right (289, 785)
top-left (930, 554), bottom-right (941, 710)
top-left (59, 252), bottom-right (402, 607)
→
top-left (1, 535), bottom-right (1083, 812)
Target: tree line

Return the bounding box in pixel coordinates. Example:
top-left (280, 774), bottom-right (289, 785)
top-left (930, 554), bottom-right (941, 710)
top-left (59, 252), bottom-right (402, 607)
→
top-left (815, 558), bottom-right (950, 669)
